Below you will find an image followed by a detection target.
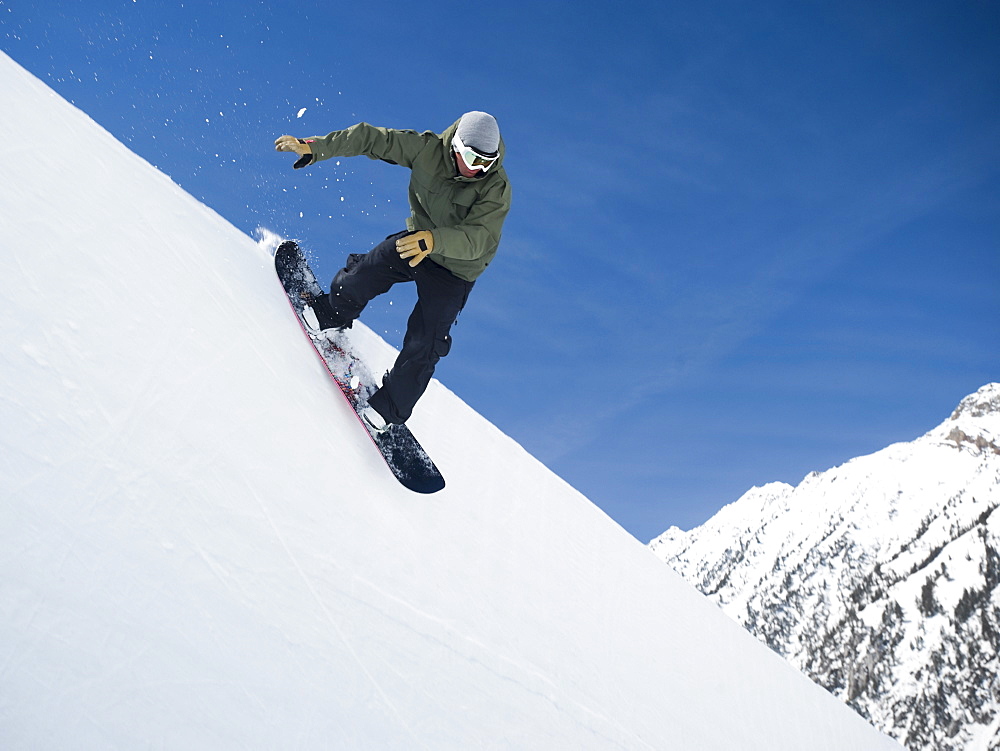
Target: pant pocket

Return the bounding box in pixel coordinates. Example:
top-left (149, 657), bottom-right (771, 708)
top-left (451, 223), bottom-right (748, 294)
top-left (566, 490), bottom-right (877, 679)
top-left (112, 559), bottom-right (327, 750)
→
top-left (433, 333), bottom-right (452, 358)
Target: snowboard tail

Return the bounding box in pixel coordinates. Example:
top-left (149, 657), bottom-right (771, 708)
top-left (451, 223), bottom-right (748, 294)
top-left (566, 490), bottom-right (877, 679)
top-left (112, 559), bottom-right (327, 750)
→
top-left (274, 241), bottom-right (445, 494)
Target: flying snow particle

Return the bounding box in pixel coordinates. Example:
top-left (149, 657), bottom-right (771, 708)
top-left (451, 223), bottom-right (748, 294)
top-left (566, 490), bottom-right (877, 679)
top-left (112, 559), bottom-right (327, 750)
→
top-left (297, 108), bottom-right (307, 118)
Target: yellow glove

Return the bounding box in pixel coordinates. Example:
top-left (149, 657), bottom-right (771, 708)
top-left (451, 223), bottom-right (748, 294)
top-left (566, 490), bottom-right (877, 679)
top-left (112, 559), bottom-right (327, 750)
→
top-left (396, 231), bottom-right (434, 267)
top-left (274, 135), bottom-right (313, 169)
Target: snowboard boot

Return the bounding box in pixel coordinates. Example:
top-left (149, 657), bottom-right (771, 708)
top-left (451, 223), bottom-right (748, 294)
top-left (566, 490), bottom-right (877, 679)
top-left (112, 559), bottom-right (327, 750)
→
top-left (361, 403), bottom-right (391, 435)
top-left (303, 293), bottom-right (352, 333)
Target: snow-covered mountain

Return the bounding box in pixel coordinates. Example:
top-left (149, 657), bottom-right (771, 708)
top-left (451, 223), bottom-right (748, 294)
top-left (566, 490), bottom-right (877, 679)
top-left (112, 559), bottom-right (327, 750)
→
top-left (0, 51), bottom-right (901, 749)
top-left (651, 383), bottom-right (1000, 751)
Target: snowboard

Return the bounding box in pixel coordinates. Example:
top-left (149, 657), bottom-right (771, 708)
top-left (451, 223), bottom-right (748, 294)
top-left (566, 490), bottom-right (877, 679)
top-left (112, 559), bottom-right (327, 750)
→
top-left (274, 241), bottom-right (446, 494)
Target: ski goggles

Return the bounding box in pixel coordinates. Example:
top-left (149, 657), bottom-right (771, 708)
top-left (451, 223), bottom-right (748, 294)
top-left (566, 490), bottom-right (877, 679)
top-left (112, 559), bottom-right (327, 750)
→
top-left (452, 132), bottom-right (499, 172)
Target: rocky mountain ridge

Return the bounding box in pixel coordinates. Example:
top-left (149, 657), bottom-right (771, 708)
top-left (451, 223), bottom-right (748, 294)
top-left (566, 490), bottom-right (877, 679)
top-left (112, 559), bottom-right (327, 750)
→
top-left (651, 384), bottom-right (1000, 750)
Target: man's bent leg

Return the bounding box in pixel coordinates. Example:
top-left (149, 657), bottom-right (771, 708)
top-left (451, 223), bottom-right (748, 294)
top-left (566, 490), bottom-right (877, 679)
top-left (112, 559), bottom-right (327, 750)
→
top-left (323, 233), bottom-right (412, 326)
top-left (368, 261), bottom-right (473, 424)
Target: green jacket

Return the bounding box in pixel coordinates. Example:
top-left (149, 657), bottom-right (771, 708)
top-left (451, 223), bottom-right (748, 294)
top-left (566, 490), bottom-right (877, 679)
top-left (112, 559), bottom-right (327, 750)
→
top-left (304, 118), bottom-right (511, 282)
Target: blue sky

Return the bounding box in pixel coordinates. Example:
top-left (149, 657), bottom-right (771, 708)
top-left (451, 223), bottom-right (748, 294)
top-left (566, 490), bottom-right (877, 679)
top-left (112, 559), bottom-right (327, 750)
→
top-left (4, 0), bottom-right (997, 542)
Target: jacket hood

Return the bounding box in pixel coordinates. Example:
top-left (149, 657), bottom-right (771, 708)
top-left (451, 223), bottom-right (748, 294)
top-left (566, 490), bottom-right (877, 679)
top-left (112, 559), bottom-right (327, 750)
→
top-left (440, 117), bottom-right (506, 179)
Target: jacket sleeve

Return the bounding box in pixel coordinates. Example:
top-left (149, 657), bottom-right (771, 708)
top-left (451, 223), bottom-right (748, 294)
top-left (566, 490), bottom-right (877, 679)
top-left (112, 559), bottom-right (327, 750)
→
top-left (432, 178), bottom-right (512, 262)
top-left (305, 123), bottom-right (432, 168)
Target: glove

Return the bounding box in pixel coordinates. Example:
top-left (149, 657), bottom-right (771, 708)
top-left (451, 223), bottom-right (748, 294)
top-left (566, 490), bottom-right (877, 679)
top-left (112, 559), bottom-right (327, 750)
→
top-left (396, 231), bottom-right (434, 267)
top-left (274, 135), bottom-right (313, 169)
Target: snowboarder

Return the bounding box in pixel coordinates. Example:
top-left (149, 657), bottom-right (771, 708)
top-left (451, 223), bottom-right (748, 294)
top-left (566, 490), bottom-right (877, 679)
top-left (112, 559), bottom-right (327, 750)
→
top-left (274, 112), bottom-right (511, 434)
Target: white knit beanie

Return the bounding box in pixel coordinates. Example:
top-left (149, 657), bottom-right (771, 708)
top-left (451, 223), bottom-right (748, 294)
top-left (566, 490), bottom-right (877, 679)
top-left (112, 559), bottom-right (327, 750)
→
top-left (456, 111), bottom-right (500, 155)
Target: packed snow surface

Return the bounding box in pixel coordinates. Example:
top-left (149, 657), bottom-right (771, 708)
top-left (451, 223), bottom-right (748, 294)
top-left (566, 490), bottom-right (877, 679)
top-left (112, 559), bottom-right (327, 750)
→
top-left (0, 51), bottom-right (899, 750)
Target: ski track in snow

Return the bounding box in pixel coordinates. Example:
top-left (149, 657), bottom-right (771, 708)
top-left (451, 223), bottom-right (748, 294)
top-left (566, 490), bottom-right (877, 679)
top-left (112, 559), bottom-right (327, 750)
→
top-left (244, 483), bottom-right (428, 749)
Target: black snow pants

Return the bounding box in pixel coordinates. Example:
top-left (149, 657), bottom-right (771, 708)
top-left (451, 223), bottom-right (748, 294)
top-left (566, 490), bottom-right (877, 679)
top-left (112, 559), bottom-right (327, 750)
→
top-left (325, 232), bottom-right (474, 425)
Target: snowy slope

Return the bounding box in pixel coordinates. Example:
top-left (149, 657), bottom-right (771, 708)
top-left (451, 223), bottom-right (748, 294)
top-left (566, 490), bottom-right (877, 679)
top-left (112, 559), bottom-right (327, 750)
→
top-left (651, 384), bottom-right (1000, 751)
top-left (0, 51), bottom-right (898, 750)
